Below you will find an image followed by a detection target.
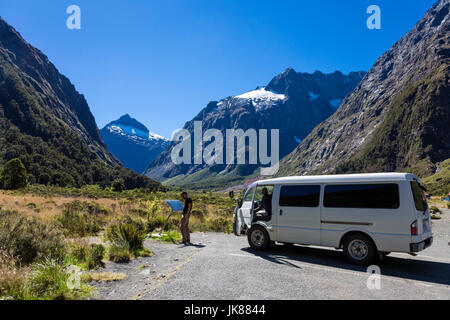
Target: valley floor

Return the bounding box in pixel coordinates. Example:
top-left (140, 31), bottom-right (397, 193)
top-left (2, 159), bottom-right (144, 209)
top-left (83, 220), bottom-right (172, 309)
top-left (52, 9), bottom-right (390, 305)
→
top-left (91, 210), bottom-right (450, 300)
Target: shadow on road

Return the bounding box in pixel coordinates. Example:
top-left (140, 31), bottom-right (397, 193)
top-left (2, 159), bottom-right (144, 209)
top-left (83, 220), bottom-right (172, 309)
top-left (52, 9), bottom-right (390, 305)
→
top-left (185, 242), bottom-right (206, 248)
top-left (242, 245), bottom-right (450, 286)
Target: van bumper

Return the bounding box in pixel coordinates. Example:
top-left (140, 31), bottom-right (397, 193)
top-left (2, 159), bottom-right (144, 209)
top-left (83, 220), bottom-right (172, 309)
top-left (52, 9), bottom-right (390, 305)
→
top-left (410, 237), bottom-right (433, 252)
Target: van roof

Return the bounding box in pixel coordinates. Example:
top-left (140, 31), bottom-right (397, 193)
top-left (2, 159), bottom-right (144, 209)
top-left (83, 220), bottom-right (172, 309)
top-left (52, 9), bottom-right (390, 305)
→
top-left (253, 173), bottom-right (418, 186)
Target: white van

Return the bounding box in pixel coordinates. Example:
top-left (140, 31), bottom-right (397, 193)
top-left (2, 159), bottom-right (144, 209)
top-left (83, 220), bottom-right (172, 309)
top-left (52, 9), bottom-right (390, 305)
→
top-left (233, 173), bottom-right (433, 265)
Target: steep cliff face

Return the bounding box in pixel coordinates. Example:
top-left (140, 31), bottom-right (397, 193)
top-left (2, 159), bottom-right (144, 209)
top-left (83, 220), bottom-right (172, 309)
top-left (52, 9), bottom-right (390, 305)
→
top-left (101, 114), bottom-right (168, 173)
top-left (278, 0), bottom-right (450, 178)
top-left (0, 17), bottom-right (116, 165)
top-left (145, 69), bottom-right (365, 187)
top-left (0, 18), bottom-right (159, 189)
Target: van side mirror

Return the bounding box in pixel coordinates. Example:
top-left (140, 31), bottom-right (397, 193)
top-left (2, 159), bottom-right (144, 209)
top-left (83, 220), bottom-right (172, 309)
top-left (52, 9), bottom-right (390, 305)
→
top-left (229, 191), bottom-right (234, 199)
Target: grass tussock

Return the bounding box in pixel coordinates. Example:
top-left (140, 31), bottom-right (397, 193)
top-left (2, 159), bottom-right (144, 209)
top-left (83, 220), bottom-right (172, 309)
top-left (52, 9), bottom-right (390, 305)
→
top-left (83, 272), bottom-right (126, 282)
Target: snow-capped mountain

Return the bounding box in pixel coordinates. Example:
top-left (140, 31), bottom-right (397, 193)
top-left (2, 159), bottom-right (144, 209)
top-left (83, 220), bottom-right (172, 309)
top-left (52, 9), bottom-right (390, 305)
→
top-left (101, 114), bottom-right (169, 173)
top-left (145, 69), bottom-right (365, 187)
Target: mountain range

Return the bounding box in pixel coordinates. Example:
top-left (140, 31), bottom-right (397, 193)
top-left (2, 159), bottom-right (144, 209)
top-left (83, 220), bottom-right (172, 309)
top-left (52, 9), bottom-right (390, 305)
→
top-left (100, 114), bottom-right (168, 173)
top-left (144, 69), bottom-right (365, 188)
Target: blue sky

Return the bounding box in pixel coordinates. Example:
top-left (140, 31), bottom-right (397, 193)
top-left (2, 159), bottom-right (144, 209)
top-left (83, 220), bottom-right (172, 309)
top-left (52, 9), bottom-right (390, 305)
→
top-left (0, 0), bottom-right (436, 138)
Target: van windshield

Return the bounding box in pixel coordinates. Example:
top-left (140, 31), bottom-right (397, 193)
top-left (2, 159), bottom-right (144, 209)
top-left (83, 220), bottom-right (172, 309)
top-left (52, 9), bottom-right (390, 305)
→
top-left (410, 181), bottom-right (427, 211)
top-left (243, 186), bottom-right (255, 202)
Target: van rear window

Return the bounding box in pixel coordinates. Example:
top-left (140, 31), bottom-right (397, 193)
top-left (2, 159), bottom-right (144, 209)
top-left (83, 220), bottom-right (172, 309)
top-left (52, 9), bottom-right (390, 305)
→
top-left (410, 181), bottom-right (427, 211)
top-left (324, 184), bottom-right (399, 209)
top-left (279, 185), bottom-right (320, 207)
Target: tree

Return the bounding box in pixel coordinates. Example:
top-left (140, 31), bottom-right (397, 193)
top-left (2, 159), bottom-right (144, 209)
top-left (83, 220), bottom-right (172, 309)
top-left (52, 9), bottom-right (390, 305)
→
top-left (112, 179), bottom-right (124, 192)
top-left (0, 158), bottom-right (28, 190)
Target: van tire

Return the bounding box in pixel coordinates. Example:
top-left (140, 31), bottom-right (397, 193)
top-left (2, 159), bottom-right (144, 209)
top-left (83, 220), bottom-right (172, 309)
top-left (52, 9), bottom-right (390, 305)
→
top-left (248, 225), bottom-right (270, 250)
top-left (342, 234), bottom-right (377, 266)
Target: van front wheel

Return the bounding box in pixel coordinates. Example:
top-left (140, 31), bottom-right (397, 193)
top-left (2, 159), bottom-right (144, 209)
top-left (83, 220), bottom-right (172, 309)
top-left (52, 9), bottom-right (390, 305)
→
top-left (248, 225), bottom-right (270, 250)
top-left (343, 234), bottom-right (377, 266)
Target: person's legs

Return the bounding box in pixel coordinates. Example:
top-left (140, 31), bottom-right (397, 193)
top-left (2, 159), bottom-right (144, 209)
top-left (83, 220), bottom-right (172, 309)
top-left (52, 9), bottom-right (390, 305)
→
top-left (180, 215), bottom-right (187, 243)
top-left (185, 214), bottom-right (191, 243)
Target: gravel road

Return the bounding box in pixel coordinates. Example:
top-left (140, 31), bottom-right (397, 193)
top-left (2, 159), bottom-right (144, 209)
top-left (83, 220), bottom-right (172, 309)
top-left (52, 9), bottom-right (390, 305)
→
top-left (92, 210), bottom-right (450, 300)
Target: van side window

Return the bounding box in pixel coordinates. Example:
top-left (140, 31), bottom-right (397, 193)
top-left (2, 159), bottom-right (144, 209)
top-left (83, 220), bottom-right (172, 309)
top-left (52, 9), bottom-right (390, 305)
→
top-left (279, 185), bottom-right (320, 207)
top-left (324, 184), bottom-right (399, 209)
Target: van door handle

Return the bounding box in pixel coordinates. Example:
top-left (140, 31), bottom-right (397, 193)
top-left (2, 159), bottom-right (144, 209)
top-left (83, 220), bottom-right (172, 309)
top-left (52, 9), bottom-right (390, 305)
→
top-left (280, 209), bottom-right (283, 215)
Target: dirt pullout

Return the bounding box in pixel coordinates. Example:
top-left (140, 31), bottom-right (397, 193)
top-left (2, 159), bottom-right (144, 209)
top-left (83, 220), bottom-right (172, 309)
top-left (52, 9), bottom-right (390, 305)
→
top-left (90, 233), bottom-right (211, 300)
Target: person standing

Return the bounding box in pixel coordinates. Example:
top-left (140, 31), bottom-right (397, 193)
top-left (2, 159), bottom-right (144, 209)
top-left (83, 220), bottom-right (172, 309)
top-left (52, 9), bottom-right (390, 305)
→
top-left (180, 191), bottom-right (192, 244)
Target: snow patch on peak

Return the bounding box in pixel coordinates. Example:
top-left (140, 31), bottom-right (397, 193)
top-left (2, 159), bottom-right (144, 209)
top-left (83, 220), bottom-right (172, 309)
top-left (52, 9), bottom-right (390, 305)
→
top-left (149, 132), bottom-right (168, 141)
top-left (106, 124), bottom-right (167, 142)
top-left (235, 87), bottom-right (286, 110)
top-left (236, 87), bottom-right (286, 100)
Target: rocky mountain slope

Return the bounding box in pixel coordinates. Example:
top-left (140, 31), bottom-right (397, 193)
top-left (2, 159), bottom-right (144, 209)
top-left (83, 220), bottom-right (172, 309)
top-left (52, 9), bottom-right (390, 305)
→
top-left (101, 114), bottom-right (168, 173)
top-left (145, 69), bottom-right (365, 188)
top-left (0, 18), bottom-right (159, 189)
top-left (278, 0), bottom-right (450, 187)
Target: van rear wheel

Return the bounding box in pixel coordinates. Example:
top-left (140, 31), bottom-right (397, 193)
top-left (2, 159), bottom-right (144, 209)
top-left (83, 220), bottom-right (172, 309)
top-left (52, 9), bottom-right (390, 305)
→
top-left (343, 234), bottom-right (377, 266)
top-left (248, 225), bottom-right (270, 250)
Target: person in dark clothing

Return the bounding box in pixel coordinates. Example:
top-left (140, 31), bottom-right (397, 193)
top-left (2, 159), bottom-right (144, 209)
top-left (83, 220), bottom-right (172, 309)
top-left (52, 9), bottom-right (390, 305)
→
top-left (254, 187), bottom-right (272, 221)
top-left (180, 192), bottom-right (192, 244)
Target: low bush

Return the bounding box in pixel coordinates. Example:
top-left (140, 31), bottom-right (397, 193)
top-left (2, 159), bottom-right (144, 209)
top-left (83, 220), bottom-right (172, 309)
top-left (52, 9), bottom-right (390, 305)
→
top-left (0, 210), bottom-right (65, 265)
top-left (24, 259), bottom-right (91, 300)
top-left (0, 250), bottom-right (27, 299)
top-left (105, 222), bottom-right (146, 255)
top-left (86, 244), bottom-right (105, 270)
top-left (107, 241), bottom-right (131, 263)
top-left (204, 217), bottom-right (233, 233)
top-left (67, 243), bottom-right (105, 270)
top-left (57, 201), bottom-right (106, 237)
top-left (146, 215), bottom-right (166, 232)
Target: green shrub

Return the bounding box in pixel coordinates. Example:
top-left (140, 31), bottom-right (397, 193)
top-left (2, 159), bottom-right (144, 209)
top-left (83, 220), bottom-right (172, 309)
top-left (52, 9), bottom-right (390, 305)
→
top-left (146, 215), bottom-right (166, 232)
top-left (24, 259), bottom-right (70, 300)
top-left (447, 202), bottom-right (450, 209)
top-left (57, 201), bottom-right (104, 236)
top-left (105, 223), bottom-right (146, 255)
top-left (107, 241), bottom-right (131, 263)
top-left (24, 259), bottom-right (91, 300)
top-left (0, 158), bottom-right (28, 190)
top-left (86, 244), bottom-right (105, 270)
top-left (0, 250), bottom-right (26, 299)
top-left (112, 179), bottom-right (124, 192)
top-left (0, 210), bottom-right (65, 265)
top-left (207, 217), bottom-right (233, 233)
top-left (68, 244), bottom-right (89, 264)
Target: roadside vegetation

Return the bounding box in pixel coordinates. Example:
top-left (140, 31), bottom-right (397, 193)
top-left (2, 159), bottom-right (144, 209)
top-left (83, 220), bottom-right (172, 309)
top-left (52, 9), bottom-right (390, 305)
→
top-left (0, 181), bottom-right (235, 300)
